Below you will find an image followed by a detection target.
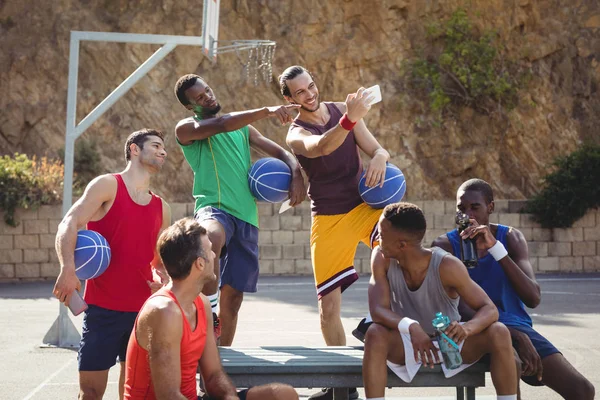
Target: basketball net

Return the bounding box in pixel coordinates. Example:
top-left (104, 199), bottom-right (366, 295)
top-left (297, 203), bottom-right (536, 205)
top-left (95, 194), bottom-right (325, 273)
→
top-left (214, 40), bottom-right (276, 86)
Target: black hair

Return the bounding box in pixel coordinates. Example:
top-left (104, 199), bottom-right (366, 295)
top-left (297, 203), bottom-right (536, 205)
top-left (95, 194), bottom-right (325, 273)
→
top-left (278, 65), bottom-right (313, 97)
top-left (459, 178), bottom-right (494, 204)
top-left (383, 202), bottom-right (427, 240)
top-left (157, 218), bottom-right (208, 281)
top-left (174, 74), bottom-right (203, 106)
top-left (124, 129), bottom-right (164, 162)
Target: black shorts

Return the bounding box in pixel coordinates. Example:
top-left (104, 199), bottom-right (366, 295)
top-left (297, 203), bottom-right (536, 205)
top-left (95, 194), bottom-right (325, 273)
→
top-left (78, 304), bottom-right (137, 371)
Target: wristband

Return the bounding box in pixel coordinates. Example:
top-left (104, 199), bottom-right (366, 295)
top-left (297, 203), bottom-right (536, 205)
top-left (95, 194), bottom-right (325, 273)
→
top-left (339, 113), bottom-right (356, 131)
top-left (398, 317), bottom-right (419, 334)
top-left (488, 240), bottom-right (508, 261)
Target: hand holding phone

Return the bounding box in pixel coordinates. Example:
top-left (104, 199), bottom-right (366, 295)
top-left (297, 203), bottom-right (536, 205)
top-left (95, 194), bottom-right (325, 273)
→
top-left (365, 85), bottom-right (382, 106)
top-left (68, 290), bottom-right (88, 316)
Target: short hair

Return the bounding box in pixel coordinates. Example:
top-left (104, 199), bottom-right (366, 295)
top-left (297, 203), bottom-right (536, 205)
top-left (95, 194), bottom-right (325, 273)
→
top-left (278, 65), bottom-right (313, 97)
top-left (174, 74), bottom-right (203, 106)
top-left (124, 129), bottom-right (164, 163)
top-left (458, 178), bottom-right (494, 204)
top-left (157, 218), bottom-right (208, 281)
top-left (383, 202), bottom-right (427, 240)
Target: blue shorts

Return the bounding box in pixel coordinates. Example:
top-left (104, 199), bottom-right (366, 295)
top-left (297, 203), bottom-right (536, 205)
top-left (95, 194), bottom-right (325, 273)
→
top-left (508, 324), bottom-right (561, 386)
top-left (195, 206), bottom-right (260, 293)
top-left (78, 305), bottom-right (138, 371)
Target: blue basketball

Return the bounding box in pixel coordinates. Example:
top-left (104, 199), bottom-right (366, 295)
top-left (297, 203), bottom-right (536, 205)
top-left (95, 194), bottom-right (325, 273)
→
top-left (248, 157), bottom-right (292, 203)
top-left (74, 230), bottom-right (111, 280)
top-left (358, 164), bottom-right (407, 209)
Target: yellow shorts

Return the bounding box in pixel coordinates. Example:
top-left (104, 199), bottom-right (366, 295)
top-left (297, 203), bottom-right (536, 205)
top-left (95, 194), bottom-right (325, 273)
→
top-left (311, 203), bottom-right (382, 299)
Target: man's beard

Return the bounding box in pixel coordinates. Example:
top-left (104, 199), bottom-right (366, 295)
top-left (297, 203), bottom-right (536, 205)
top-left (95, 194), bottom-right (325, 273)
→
top-left (195, 103), bottom-right (222, 118)
top-left (204, 103), bottom-right (222, 116)
top-left (300, 96), bottom-right (320, 112)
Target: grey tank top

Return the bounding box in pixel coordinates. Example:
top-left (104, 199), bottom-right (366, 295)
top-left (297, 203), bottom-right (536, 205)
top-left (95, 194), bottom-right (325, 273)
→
top-left (387, 247), bottom-right (461, 335)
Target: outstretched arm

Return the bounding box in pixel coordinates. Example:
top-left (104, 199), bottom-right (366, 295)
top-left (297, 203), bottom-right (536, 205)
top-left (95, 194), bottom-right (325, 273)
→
top-left (175, 105), bottom-right (300, 145)
top-left (248, 126), bottom-right (306, 206)
top-left (54, 174), bottom-right (117, 305)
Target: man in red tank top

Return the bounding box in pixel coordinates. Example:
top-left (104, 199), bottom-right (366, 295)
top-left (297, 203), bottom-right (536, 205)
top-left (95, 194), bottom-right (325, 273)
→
top-left (125, 218), bottom-right (298, 400)
top-left (53, 129), bottom-right (171, 400)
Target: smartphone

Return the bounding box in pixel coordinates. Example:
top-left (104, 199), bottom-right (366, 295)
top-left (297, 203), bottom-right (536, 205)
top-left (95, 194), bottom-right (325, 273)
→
top-left (68, 290), bottom-right (88, 316)
top-left (365, 84), bottom-right (382, 106)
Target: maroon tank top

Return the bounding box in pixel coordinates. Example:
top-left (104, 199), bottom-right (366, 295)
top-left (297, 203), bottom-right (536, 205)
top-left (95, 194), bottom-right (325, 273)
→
top-left (291, 102), bottom-right (363, 215)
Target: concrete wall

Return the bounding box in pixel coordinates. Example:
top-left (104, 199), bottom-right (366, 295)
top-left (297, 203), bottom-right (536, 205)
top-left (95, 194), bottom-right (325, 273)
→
top-left (1, 200), bottom-right (599, 282)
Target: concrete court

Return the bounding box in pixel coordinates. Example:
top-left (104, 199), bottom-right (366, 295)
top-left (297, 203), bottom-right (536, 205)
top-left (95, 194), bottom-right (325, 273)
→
top-left (0, 274), bottom-right (599, 400)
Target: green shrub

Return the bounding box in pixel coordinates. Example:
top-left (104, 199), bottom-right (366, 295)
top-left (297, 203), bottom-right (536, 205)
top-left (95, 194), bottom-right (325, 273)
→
top-left (0, 154), bottom-right (64, 226)
top-left (525, 144), bottom-right (600, 228)
top-left (407, 9), bottom-right (522, 116)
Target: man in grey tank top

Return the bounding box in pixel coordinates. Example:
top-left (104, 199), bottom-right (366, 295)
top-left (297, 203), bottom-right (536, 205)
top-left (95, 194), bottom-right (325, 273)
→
top-left (363, 203), bottom-right (518, 400)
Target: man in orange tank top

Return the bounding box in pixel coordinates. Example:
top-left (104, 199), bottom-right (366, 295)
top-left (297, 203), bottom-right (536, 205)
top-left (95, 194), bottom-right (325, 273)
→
top-left (53, 129), bottom-right (172, 400)
top-left (125, 218), bottom-right (298, 400)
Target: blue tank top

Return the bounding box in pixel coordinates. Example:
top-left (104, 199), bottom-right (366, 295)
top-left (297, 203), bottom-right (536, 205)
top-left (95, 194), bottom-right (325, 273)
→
top-left (447, 225), bottom-right (532, 327)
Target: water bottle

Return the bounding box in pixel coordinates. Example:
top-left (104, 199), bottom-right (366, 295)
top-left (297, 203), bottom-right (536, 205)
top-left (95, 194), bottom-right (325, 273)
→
top-left (455, 211), bottom-right (478, 268)
top-left (431, 312), bottom-right (462, 370)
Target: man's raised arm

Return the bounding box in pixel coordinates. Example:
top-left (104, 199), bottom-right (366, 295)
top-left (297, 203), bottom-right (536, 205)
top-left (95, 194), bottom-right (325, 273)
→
top-left (176, 105), bottom-right (300, 145)
top-left (286, 88), bottom-right (373, 158)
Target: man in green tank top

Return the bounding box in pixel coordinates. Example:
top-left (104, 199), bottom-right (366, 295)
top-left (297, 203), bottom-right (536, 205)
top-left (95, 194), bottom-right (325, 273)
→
top-left (174, 74), bottom-right (306, 345)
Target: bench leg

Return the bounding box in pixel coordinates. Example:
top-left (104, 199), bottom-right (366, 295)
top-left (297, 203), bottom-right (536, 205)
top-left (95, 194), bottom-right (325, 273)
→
top-left (466, 387), bottom-right (476, 400)
top-left (456, 387), bottom-right (465, 399)
top-left (332, 388), bottom-right (349, 400)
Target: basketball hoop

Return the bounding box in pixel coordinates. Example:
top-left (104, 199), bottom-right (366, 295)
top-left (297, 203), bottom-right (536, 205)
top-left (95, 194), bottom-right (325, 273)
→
top-left (213, 40), bottom-right (276, 86)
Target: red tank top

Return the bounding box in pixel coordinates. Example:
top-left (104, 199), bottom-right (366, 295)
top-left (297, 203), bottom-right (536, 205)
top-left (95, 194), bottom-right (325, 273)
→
top-left (124, 288), bottom-right (207, 400)
top-left (85, 174), bottom-right (163, 312)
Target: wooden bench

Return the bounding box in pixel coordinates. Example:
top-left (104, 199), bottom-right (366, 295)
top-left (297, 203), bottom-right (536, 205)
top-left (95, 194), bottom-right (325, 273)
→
top-left (217, 346), bottom-right (488, 400)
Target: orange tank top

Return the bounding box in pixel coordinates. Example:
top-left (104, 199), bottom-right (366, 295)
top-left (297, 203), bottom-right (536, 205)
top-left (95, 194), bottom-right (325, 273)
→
top-left (124, 288), bottom-right (207, 400)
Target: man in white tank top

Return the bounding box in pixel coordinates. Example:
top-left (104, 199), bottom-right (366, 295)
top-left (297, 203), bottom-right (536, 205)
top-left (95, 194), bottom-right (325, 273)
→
top-left (362, 202), bottom-right (518, 400)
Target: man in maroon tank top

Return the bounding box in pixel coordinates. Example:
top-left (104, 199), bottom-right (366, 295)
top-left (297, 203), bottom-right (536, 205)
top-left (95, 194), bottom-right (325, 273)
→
top-left (279, 66), bottom-right (390, 400)
top-left (53, 129), bottom-right (172, 400)
top-left (125, 218), bottom-right (298, 400)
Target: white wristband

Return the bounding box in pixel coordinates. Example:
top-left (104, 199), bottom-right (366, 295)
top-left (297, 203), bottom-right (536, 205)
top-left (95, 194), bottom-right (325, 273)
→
top-left (398, 317), bottom-right (419, 334)
top-left (488, 240), bottom-right (508, 261)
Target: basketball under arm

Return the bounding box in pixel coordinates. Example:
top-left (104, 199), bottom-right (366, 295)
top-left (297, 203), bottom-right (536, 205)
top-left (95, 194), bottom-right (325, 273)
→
top-left (56, 175), bottom-right (116, 271)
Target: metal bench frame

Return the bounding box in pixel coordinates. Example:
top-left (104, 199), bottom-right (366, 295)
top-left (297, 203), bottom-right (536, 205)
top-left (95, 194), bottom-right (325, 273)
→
top-left (216, 346), bottom-right (487, 400)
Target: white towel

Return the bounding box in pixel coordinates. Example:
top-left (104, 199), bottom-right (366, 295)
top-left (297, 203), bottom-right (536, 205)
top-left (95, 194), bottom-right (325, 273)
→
top-left (386, 323), bottom-right (479, 383)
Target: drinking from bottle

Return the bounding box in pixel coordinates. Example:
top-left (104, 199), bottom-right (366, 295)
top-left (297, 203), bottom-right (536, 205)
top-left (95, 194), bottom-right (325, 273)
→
top-left (455, 211), bottom-right (478, 268)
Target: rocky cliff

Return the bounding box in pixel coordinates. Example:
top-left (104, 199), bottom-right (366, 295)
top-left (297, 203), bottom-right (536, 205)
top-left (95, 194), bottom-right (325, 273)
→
top-left (1, 0), bottom-right (598, 202)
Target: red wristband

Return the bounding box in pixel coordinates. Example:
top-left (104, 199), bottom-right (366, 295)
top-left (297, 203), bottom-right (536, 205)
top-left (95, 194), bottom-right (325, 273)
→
top-left (339, 113), bottom-right (356, 131)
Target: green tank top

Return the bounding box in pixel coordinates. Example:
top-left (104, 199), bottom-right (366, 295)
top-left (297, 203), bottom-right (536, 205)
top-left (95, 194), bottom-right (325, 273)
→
top-left (178, 125), bottom-right (259, 227)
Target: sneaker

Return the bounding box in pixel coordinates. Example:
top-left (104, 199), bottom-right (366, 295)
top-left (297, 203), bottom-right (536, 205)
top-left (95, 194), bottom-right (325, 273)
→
top-left (351, 318), bottom-right (372, 343)
top-left (308, 388), bottom-right (359, 400)
top-left (213, 312), bottom-right (221, 341)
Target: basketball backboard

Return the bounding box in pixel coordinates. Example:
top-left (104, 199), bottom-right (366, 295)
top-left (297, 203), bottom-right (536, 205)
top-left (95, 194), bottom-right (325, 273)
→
top-left (203, 0), bottom-right (220, 61)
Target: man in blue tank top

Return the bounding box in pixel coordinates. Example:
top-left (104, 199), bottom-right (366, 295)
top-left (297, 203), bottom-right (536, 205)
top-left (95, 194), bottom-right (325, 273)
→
top-left (433, 178), bottom-right (594, 399)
